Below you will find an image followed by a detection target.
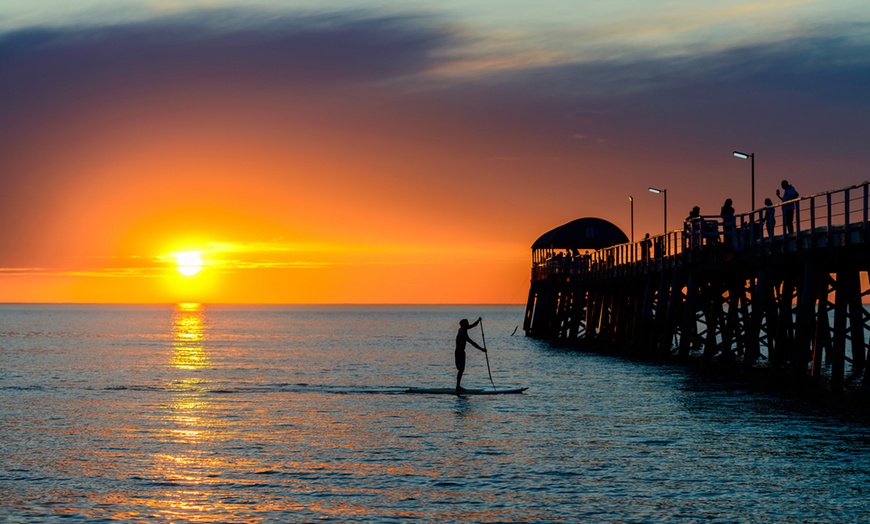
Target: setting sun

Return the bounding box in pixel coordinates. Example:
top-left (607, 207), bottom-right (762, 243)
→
top-left (175, 251), bottom-right (203, 276)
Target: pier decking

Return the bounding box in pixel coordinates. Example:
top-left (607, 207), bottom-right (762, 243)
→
top-left (524, 181), bottom-right (870, 392)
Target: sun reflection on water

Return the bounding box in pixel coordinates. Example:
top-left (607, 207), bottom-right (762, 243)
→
top-left (166, 304), bottom-right (216, 448)
top-left (148, 303), bottom-right (244, 522)
top-left (171, 303), bottom-right (209, 370)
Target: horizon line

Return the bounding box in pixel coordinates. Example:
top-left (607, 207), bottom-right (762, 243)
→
top-left (0, 301), bottom-right (526, 307)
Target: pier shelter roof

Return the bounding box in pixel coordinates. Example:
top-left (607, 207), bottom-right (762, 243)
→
top-left (532, 217), bottom-right (629, 251)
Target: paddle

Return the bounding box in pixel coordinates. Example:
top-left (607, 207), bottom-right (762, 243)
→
top-left (480, 319), bottom-right (497, 390)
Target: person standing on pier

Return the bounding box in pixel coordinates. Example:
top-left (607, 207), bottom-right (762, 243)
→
top-left (777, 180), bottom-right (799, 234)
top-left (684, 206), bottom-right (701, 250)
top-left (641, 233), bottom-right (652, 263)
top-left (721, 199), bottom-right (735, 248)
top-left (455, 317), bottom-right (486, 391)
top-left (762, 197), bottom-right (776, 237)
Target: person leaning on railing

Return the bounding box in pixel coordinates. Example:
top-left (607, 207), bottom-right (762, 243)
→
top-left (762, 198), bottom-right (775, 237)
top-left (641, 233), bottom-right (652, 263)
top-left (776, 180), bottom-right (799, 234)
top-left (684, 206), bottom-right (701, 250)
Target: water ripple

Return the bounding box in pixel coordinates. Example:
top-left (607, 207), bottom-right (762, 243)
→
top-left (2, 305), bottom-right (870, 522)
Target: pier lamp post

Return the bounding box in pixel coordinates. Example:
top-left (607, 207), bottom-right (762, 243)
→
top-left (629, 195), bottom-right (634, 243)
top-left (649, 187), bottom-right (667, 235)
top-left (733, 150), bottom-right (755, 211)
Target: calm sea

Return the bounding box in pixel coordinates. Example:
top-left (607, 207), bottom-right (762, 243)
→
top-left (2, 304), bottom-right (870, 523)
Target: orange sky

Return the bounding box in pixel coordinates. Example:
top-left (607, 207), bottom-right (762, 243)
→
top-left (2, 3), bottom-right (870, 303)
top-left (2, 82), bottom-right (540, 303)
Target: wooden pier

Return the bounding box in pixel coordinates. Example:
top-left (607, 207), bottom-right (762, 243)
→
top-left (524, 182), bottom-right (870, 393)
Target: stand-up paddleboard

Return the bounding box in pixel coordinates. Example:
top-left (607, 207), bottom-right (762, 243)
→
top-left (410, 319), bottom-right (527, 396)
top-left (405, 387), bottom-right (528, 395)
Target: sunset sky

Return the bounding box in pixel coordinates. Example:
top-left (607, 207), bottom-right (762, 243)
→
top-left (2, 1), bottom-right (869, 303)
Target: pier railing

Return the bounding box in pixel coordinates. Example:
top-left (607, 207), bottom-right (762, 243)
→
top-left (532, 180), bottom-right (870, 282)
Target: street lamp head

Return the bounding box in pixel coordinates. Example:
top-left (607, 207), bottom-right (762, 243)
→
top-left (649, 187), bottom-right (664, 194)
top-left (733, 151), bottom-right (752, 160)
top-left (629, 195), bottom-right (633, 202)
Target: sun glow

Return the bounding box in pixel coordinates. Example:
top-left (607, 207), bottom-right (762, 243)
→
top-left (175, 251), bottom-right (203, 276)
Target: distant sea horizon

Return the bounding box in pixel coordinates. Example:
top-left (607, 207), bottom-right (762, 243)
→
top-left (0, 302), bottom-right (527, 306)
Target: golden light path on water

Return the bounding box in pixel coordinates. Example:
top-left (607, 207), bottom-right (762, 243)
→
top-left (126, 304), bottom-right (429, 522)
top-left (140, 303), bottom-right (379, 522)
top-left (145, 303), bottom-right (245, 522)
top-left (171, 303), bottom-right (208, 371)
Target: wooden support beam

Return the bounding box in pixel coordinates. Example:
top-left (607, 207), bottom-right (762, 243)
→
top-left (661, 268), bottom-right (686, 354)
top-left (637, 276), bottom-right (657, 357)
top-left (650, 269), bottom-right (672, 356)
top-left (523, 287), bottom-right (537, 334)
top-left (832, 270), bottom-right (849, 392)
top-left (679, 271), bottom-right (699, 359)
top-left (845, 268), bottom-right (866, 371)
top-left (793, 261), bottom-right (819, 385)
top-left (811, 273), bottom-right (834, 382)
top-left (774, 274), bottom-right (797, 368)
top-left (745, 268), bottom-right (769, 367)
top-left (704, 279), bottom-right (724, 359)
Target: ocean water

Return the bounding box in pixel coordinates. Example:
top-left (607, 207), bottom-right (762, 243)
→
top-left (2, 304), bottom-right (870, 523)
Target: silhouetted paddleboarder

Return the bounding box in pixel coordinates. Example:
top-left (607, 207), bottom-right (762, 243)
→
top-left (455, 317), bottom-right (486, 391)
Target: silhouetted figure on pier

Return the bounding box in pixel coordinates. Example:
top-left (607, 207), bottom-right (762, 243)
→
top-left (455, 318), bottom-right (486, 391)
top-left (654, 236), bottom-right (663, 259)
top-left (777, 180), bottom-right (799, 234)
top-left (721, 199), bottom-right (735, 248)
top-left (641, 233), bottom-right (652, 263)
top-left (684, 206), bottom-right (701, 250)
top-left (762, 197), bottom-right (776, 237)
